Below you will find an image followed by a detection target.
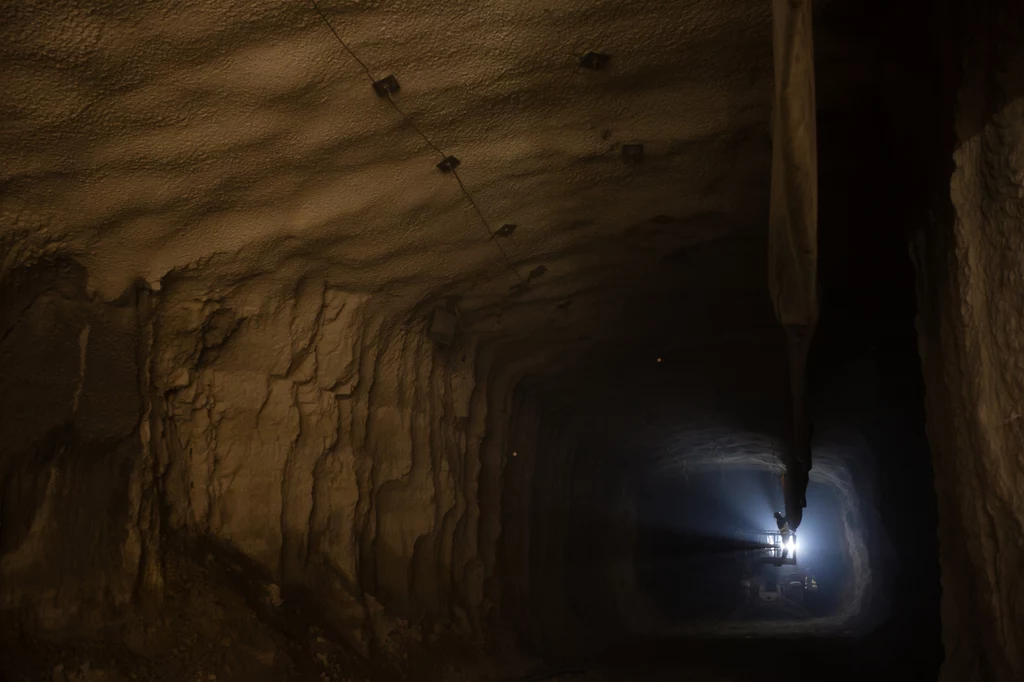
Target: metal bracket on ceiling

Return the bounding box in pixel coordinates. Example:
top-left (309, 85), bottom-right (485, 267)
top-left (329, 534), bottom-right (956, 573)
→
top-left (527, 264), bottom-right (547, 280)
top-left (493, 223), bottom-right (518, 238)
top-left (508, 264), bottom-right (548, 292)
top-left (372, 75), bottom-right (400, 97)
top-left (437, 156), bottom-right (461, 172)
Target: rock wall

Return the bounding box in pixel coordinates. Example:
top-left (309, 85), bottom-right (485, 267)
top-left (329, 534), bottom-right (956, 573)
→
top-left (0, 248), bottom-right (149, 632)
top-left (148, 268), bottom-right (585, 655)
top-left (0, 249), bottom-right (600, 659)
top-left (912, 0), bottom-right (1024, 679)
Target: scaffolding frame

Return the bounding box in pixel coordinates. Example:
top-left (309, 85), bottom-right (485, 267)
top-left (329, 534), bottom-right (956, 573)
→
top-left (759, 530), bottom-right (797, 565)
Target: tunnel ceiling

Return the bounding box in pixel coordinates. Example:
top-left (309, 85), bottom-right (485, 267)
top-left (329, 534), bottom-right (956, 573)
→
top-left (1, 0), bottom-right (870, 362)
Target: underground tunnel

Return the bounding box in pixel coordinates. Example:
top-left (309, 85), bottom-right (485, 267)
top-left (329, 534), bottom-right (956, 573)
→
top-left (1, 0), bottom-right (1022, 681)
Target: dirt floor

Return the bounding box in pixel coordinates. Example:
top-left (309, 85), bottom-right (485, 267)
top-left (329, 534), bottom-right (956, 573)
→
top-left (0, 625), bottom-right (934, 682)
top-left (0, 538), bottom-right (532, 682)
top-left (0, 539), bottom-right (935, 682)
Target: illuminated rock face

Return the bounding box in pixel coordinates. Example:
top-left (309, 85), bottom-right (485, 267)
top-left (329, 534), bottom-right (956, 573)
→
top-left (0, 0), bottom-right (780, 658)
top-left (0, 0), bottom-right (775, 657)
top-left (0, 0), bottom-right (1022, 680)
top-left (0, 254), bottom-right (627, 664)
top-left (0, 258), bottom-right (522, 650)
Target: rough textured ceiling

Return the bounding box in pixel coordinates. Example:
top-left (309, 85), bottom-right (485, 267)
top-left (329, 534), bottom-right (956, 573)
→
top-left (0, 0), bottom-right (873, 560)
top-left (2, 0), bottom-right (781, 351)
top-left (0, 1), bottom-right (974, 675)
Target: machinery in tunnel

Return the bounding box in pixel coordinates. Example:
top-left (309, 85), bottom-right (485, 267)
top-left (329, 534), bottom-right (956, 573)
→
top-left (731, 527), bottom-right (815, 621)
top-left (733, 557), bottom-right (817, 621)
top-left (744, 528), bottom-right (798, 567)
top-left (630, 466), bottom-right (850, 627)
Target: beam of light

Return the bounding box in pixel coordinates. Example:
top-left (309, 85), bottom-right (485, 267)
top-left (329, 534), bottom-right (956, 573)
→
top-left (646, 468), bottom-right (780, 541)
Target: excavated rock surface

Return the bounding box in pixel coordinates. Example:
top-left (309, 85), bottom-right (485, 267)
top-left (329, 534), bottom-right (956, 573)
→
top-left (0, 0), bottom-right (776, 311)
top-left (0, 249), bottom-right (564, 679)
top-left (911, 1), bottom-right (1024, 679)
top-left (2, 0), bottom-right (1023, 681)
top-left (0, 0), bottom-right (791, 665)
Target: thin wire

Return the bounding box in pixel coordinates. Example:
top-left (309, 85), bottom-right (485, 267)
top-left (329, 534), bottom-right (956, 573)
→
top-left (307, 0), bottom-right (525, 285)
top-left (385, 93), bottom-right (524, 282)
top-left (383, 92), bottom-right (448, 159)
top-left (307, 0), bottom-right (376, 83)
top-left (452, 169), bottom-right (525, 283)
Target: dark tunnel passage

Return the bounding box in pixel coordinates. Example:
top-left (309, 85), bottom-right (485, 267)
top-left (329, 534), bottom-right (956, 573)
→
top-left (532, 244), bottom-right (943, 677)
top-left (507, 0), bottom-right (948, 674)
top-left (633, 471), bottom-right (851, 624)
top-left (1, 0), bottom-right (1022, 681)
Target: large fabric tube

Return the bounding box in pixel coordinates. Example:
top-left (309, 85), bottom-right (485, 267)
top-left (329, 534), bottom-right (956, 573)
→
top-left (769, 0), bottom-right (818, 530)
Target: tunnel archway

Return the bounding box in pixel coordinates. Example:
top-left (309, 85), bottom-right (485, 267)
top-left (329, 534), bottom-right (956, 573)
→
top-left (1, 0), bottom-right (1022, 681)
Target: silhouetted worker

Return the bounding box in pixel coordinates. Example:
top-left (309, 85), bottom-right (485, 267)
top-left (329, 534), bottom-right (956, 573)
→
top-left (775, 511), bottom-right (794, 559)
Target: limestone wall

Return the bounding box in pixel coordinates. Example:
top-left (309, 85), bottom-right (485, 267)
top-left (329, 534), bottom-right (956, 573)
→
top-left (0, 249), bottom-right (603, 658)
top-left (912, 0), bottom-right (1024, 678)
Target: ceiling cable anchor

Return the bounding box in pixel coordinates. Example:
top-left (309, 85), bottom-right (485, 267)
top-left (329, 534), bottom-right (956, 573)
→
top-left (437, 156), bottom-right (461, 172)
top-left (372, 75), bottom-right (400, 97)
top-left (493, 223), bottom-right (518, 238)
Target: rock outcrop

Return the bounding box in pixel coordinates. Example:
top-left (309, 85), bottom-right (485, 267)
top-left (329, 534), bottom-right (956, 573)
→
top-left (0, 243), bottom-right (617, 662)
top-left (911, 0), bottom-right (1024, 679)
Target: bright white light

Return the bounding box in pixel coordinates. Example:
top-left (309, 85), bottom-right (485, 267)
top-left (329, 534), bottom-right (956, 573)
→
top-left (787, 538), bottom-right (797, 555)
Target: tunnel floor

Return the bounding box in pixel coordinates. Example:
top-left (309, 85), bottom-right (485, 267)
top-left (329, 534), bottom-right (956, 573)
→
top-left (0, 533), bottom-right (937, 682)
top-left (542, 635), bottom-right (933, 682)
top-left (0, 626), bottom-right (940, 682)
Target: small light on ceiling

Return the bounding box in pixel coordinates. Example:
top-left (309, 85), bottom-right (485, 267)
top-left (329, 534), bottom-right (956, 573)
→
top-left (512, 451), bottom-right (518, 457)
top-left (657, 357), bottom-right (663, 363)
